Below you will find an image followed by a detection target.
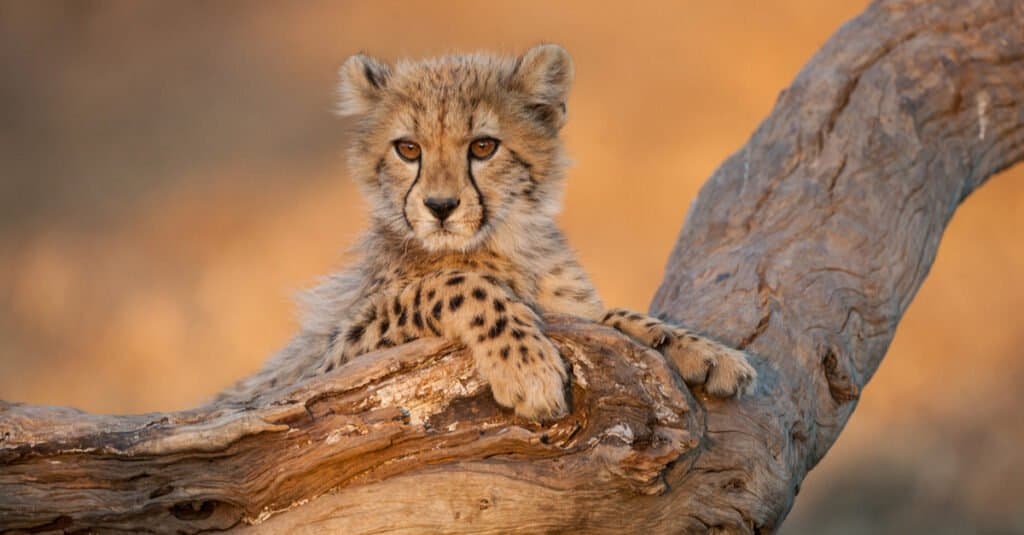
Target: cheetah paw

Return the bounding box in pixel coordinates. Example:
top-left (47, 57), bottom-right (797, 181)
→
top-left (642, 324), bottom-right (756, 398)
top-left (478, 336), bottom-right (569, 421)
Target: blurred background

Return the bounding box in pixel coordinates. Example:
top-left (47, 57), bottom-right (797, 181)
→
top-left (1, 1), bottom-right (1022, 532)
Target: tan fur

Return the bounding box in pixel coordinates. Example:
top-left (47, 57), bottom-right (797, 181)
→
top-left (220, 45), bottom-right (755, 420)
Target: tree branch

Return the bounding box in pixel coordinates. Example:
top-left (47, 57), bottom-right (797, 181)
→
top-left (2, 0), bottom-right (1022, 532)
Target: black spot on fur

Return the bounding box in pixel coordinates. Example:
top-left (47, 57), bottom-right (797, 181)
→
top-left (377, 337), bottom-right (395, 349)
top-left (325, 362), bottom-right (335, 373)
top-left (511, 328), bottom-right (525, 340)
top-left (378, 319), bottom-right (390, 335)
top-left (427, 289), bottom-right (436, 300)
top-left (413, 311), bottom-right (424, 329)
top-left (508, 148), bottom-right (534, 172)
top-left (426, 319), bottom-right (442, 337)
top-left (493, 299), bottom-right (506, 313)
top-left (449, 294), bottom-right (464, 311)
top-left (513, 316), bottom-right (528, 327)
top-left (483, 274), bottom-right (502, 286)
top-left (446, 275), bottom-right (465, 286)
top-left (402, 332), bottom-right (416, 343)
top-left (346, 324), bottom-right (365, 344)
top-left (414, 287), bottom-right (422, 308)
top-left (397, 310), bottom-right (407, 327)
top-left (471, 315), bottom-right (486, 327)
top-left (393, 298), bottom-right (403, 317)
top-left (488, 316), bottom-right (508, 338)
top-left (500, 346), bottom-right (511, 360)
top-left (431, 301), bottom-right (443, 320)
top-left (472, 287), bottom-right (487, 301)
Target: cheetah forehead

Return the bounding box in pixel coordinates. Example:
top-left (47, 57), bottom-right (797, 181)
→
top-left (385, 94), bottom-right (502, 142)
top-left (385, 57), bottom-right (513, 129)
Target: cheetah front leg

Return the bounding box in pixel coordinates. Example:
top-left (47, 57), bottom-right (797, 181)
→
top-left (601, 309), bottom-right (756, 398)
top-left (332, 270), bottom-right (569, 421)
top-left (415, 271), bottom-right (569, 420)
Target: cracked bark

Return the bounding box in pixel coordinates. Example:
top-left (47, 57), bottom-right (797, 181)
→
top-left (2, 0), bottom-right (1023, 532)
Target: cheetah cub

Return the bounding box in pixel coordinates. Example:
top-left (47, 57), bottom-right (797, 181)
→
top-left (222, 45), bottom-right (756, 420)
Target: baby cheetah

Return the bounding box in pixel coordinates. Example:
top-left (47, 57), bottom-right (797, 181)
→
top-left (222, 45), bottom-right (755, 420)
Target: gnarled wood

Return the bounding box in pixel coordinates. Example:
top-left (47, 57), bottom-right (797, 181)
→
top-left (2, 0), bottom-right (1022, 532)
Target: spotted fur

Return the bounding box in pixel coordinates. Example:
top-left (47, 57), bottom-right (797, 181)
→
top-left (220, 45), bottom-right (755, 420)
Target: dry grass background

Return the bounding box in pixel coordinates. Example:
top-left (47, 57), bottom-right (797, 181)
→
top-left (1, 2), bottom-right (1022, 532)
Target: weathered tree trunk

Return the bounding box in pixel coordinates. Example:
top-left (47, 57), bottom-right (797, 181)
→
top-left (2, 0), bottom-right (1022, 532)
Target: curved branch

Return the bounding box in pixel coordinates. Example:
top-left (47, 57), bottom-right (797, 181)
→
top-left (2, 0), bottom-right (1022, 532)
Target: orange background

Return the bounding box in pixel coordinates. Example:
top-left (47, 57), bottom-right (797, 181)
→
top-left (1, 2), bottom-right (1022, 532)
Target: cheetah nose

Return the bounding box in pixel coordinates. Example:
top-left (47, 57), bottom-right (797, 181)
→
top-left (424, 197), bottom-right (460, 222)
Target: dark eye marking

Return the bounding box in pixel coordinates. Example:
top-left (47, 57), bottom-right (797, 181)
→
top-left (396, 135), bottom-right (427, 233)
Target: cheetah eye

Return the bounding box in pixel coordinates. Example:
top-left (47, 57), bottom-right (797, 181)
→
top-left (393, 140), bottom-right (421, 162)
top-left (468, 138), bottom-right (499, 160)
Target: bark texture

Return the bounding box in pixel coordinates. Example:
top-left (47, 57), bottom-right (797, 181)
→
top-left (2, 0), bottom-right (1023, 532)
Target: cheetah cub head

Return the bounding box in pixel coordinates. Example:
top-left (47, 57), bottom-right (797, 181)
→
top-left (337, 45), bottom-right (573, 253)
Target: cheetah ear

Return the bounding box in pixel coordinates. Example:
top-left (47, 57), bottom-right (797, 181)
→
top-left (511, 44), bottom-right (574, 130)
top-left (337, 53), bottom-right (391, 116)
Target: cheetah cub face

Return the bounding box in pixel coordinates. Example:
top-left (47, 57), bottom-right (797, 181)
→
top-left (337, 45), bottom-right (573, 253)
top-left (214, 45), bottom-right (757, 420)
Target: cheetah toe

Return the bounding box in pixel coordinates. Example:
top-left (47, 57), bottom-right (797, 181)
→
top-left (662, 331), bottom-right (756, 398)
top-left (480, 336), bottom-right (569, 421)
